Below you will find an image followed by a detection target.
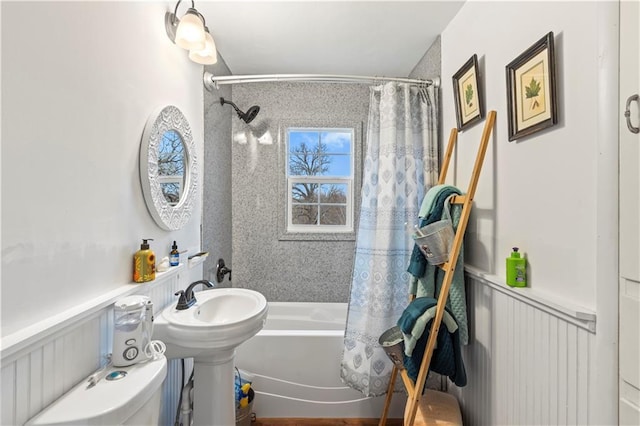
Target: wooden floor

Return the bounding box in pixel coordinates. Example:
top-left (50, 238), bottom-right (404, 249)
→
top-left (254, 419), bottom-right (403, 426)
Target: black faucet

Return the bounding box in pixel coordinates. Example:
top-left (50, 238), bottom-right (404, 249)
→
top-left (174, 280), bottom-right (216, 310)
top-left (216, 258), bottom-right (232, 283)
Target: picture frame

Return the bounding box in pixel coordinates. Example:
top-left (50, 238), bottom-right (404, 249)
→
top-left (452, 54), bottom-right (484, 131)
top-left (506, 31), bottom-right (558, 141)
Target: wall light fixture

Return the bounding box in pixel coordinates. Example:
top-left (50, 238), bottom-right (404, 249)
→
top-left (165, 0), bottom-right (218, 65)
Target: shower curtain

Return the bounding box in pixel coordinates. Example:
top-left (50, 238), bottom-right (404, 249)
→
top-left (340, 81), bottom-right (439, 397)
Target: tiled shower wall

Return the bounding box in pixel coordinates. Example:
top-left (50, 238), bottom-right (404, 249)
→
top-left (229, 82), bottom-right (370, 302)
top-left (202, 59), bottom-right (234, 286)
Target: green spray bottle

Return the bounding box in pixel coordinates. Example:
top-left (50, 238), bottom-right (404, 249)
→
top-left (506, 247), bottom-right (527, 287)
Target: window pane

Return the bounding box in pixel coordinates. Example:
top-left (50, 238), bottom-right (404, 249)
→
top-left (320, 206), bottom-right (347, 225)
top-left (323, 155), bottom-right (351, 177)
top-left (320, 184), bottom-right (347, 203)
top-left (321, 131), bottom-right (351, 154)
top-left (292, 183), bottom-right (318, 203)
top-left (161, 183), bottom-right (180, 205)
top-left (158, 130), bottom-right (185, 176)
top-left (289, 131), bottom-right (319, 152)
top-left (288, 145), bottom-right (327, 177)
top-left (292, 205), bottom-right (318, 225)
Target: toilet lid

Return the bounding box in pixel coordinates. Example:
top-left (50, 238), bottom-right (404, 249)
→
top-left (25, 356), bottom-right (166, 425)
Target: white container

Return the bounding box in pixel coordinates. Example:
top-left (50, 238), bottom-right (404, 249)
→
top-left (112, 295), bottom-right (153, 367)
top-left (25, 355), bottom-right (167, 425)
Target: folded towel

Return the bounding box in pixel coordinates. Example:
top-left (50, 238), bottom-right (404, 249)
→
top-left (397, 297), bottom-right (458, 356)
top-left (397, 297), bottom-right (467, 387)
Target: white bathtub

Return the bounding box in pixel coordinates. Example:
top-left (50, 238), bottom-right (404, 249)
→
top-left (234, 302), bottom-right (405, 419)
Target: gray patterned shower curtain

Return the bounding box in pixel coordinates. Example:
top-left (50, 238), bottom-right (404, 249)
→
top-left (340, 81), bottom-right (439, 396)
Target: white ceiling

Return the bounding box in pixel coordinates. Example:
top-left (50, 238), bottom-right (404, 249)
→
top-left (195, 1), bottom-right (465, 77)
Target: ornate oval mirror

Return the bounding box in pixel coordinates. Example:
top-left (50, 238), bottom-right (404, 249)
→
top-left (140, 105), bottom-right (198, 230)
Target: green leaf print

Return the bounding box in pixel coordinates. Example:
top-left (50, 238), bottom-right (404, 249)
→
top-left (525, 77), bottom-right (541, 99)
top-left (464, 84), bottom-right (474, 106)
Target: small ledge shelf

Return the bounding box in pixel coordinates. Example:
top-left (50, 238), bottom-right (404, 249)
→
top-left (1, 264), bottom-right (185, 362)
top-left (188, 252), bottom-right (209, 268)
top-left (465, 265), bottom-right (597, 333)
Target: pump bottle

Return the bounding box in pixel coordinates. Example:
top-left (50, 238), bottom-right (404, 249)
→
top-left (506, 247), bottom-right (526, 287)
top-left (170, 241), bottom-right (180, 267)
top-left (133, 239), bottom-right (156, 283)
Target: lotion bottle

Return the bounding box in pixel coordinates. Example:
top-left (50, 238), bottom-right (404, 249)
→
top-left (170, 241), bottom-right (179, 267)
top-left (133, 239), bottom-right (156, 283)
top-left (506, 247), bottom-right (526, 287)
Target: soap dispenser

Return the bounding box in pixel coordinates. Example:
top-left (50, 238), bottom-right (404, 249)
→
top-left (133, 239), bottom-right (156, 283)
top-left (506, 247), bottom-right (526, 287)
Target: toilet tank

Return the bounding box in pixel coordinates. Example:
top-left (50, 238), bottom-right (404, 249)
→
top-left (25, 355), bottom-right (167, 426)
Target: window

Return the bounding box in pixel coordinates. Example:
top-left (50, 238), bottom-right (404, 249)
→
top-left (286, 128), bottom-right (354, 233)
top-left (157, 129), bottom-right (185, 206)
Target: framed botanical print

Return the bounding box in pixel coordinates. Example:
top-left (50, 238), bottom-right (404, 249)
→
top-left (506, 32), bottom-right (558, 141)
top-left (452, 54), bottom-right (484, 131)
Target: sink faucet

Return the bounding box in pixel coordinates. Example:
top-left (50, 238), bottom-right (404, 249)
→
top-left (174, 280), bottom-right (216, 310)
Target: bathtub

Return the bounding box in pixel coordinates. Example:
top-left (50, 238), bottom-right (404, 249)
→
top-left (234, 302), bottom-right (405, 419)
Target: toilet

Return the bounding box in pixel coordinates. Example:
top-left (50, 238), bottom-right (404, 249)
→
top-left (26, 355), bottom-right (167, 425)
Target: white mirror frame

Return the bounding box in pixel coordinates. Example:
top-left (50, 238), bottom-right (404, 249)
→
top-left (140, 105), bottom-right (198, 231)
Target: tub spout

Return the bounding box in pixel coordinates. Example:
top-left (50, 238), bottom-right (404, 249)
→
top-left (216, 258), bottom-right (232, 283)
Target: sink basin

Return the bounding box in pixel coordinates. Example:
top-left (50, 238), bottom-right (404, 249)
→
top-left (196, 292), bottom-right (262, 323)
top-left (153, 287), bottom-right (268, 359)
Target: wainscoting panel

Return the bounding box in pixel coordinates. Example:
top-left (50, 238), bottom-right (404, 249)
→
top-left (452, 272), bottom-right (596, 426)
top-left (1, 267), bottom-right (189, 426)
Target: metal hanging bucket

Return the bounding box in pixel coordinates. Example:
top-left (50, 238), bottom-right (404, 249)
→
top-left (379, 326), bottom-right (405, 370)
top-left (413, 198), bottom-right (455, 265)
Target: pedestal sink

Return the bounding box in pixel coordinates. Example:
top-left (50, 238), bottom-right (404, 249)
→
top-left (153, 287), bottom-right (268, 426)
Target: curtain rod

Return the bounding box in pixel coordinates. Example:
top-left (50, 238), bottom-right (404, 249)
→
top-left (203, 71), bottom-right (439, 91)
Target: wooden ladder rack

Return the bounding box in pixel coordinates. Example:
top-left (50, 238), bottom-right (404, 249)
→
top-left (379, 110), bottom-right (496, 426)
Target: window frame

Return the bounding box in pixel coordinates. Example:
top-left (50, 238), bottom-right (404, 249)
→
top-left (278, 122), bottom-right (362, 241)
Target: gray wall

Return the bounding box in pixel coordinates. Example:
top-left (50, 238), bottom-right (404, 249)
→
top-left (231, 83), bottom-right (369, 302)
top-left (410, 36), bottom-right (441, 80)
top-left (410, 37), bottom-right (443, 161)
top-left (202, 59), bottom-right (234, 284)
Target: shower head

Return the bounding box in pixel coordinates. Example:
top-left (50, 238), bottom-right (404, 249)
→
top-left (220, 97), bottom-right (260, 124)
top-left (243, 105), bottom-right (260, 124)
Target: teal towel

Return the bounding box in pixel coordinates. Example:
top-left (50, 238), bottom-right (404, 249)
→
top-left (399, 297), bottom-right (459, 356)
top-left (397, 297), bottom-right (467, 387)
top-left (418, 184), bottom-right (460, 218)
top-left (408, 193), bottom-right (469, 345)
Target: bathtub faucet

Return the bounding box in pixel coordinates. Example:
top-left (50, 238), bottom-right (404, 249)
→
top-left (216, 258), bottom-right (232, 283)
top-left (174, 280), bottom-right (216, 310)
